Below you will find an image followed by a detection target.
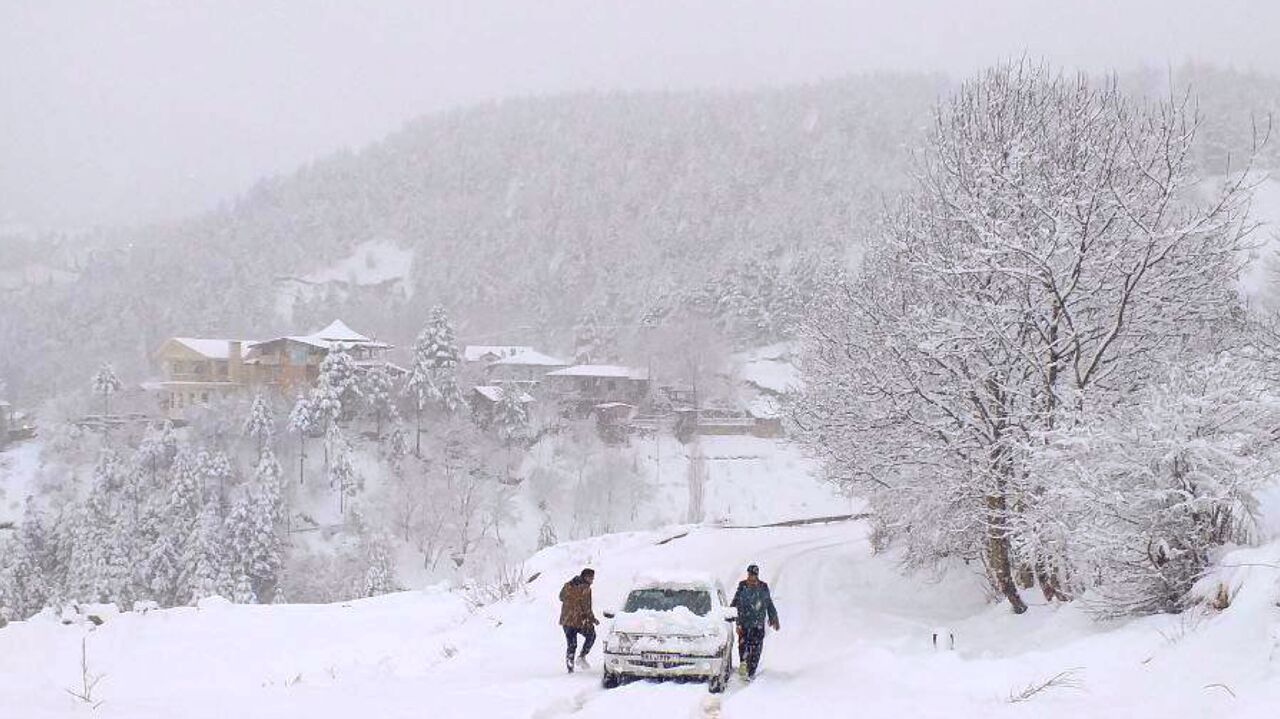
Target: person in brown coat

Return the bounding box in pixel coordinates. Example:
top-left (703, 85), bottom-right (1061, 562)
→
top-left (559, 568), bottom-right (598, 672)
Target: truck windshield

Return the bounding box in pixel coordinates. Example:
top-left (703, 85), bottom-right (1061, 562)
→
top-left (623, 588), bottom-right (712, 616)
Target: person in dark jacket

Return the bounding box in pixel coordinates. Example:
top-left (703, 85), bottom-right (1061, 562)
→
top-left (730, 564), bottom-right (779, 680)
top-left (559, 568), bottom-right (599, 672)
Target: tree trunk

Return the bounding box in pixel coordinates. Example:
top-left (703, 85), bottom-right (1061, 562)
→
top-left (415, 404), bottom-right (422, 457)
top-left (1015, 564), bottom-right (1035, 590)
top-left (1035, 561), bottom-right (1066, 602)
top-left (985, 495), bottom-right (1028, 614)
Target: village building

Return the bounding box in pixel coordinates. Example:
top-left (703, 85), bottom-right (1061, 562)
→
top-left (463, 345), bottom-right (532, 365)
top-left (484, 349), bottom-right (569, 385)
top-left (544, 364), bottom-right (651, 415)
top-left (468, 384), bottom-right (535, 425)
top-left (149, 319), bottom-right (394, 418)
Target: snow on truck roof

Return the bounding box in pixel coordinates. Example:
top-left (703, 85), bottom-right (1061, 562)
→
top-left (631, 570), bottom-right (719, 591)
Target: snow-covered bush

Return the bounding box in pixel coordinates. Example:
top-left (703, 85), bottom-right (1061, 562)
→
top-left (1033, 357), bottom-right (1280, 616)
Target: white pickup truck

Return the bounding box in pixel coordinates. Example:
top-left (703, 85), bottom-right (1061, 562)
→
top-left (600, 572), bottom-right (737, 693)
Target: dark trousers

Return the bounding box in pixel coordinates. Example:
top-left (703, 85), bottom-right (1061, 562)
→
top-left (564, 625), bottom-right (596, 661)
top-left (740, 625), bottom-right (766, 677)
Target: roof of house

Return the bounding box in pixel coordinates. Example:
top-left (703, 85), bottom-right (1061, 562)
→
top-left (472, 385), bottom-right (535, 404)
top-left (546, 364), bottom-right (650, 380)
top-left (464, 345), bottom-right (533, 362)
top-left (488, 349), bottom-right (568, 367)
top-left (253, 319), bottom-right (391, 351)
top-left (171, 338), bottom-right (254, 360)
top-left (311, 319), bottom-right (370, 343)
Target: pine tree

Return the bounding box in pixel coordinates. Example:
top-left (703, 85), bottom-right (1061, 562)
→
top-left (144, 524), bottom-right (183, 606)
top-left (288, 393), bottom-right (314, 484)
top-left (196, 449), bottom-right (235, 507)
top-left (226, 447), bottom-right (286, 602)
top-left (91, 363), bottom-right (122, 415)
top-left (161, 448), bottom-right (205, 605)
top-left (65, 450), bottom-right (128, 603)
top-left (359, 363), bottom-right (397, 438)
top-left (136, 421), bottom-right (179, 486)
top-left (314, 344), bottom-right (362, 428)
top-left (495, 385), bottom-right (530, 445)
top-left (243, 393), bottom-right (276, 454)
top-left (405, 305), bottom-right (464, 455)
top-left (360, 533), bottom-right (399, 597)
top-left (183, 505), bottom-right (232, 603)
top-left (1, 502), bottom-right (53, 618)
top-left (573, 309), bottom-right (616, 364)
top-left (328, 432), bottom-right (361, 518)
top-left (232, 572), bottom-right (256, 604)
top-left (309, 347), bottom-right (359, 475)
top-left (536, 501), bottom-right (558, 550)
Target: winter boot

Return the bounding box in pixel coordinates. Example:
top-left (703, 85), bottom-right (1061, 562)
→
top-left (576, 654), bottom-right (591, 671)
top-left (738, 663), bottom-right (748, 679)
top-left (566, 655), bottom-right (575, 673)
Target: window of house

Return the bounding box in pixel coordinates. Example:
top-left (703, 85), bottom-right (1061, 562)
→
top-left (290, 346), bottom-right (308, 364)
top-left (201, 392), bottom-right (209, 404)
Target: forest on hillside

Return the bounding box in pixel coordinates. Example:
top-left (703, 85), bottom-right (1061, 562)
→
top-left (1, 65), bottom-right (1277, 404)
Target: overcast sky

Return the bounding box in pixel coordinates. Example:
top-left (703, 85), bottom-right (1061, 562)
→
top-left (2, 0), bottom-right (1277, 230)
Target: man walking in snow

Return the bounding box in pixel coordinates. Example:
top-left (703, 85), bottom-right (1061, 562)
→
top-left (559, 568), bottom-right (599, 673)
top-left (731, 564), bottom-right (779, 680)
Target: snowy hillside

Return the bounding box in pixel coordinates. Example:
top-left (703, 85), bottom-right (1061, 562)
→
top-left (4, 518), bottom-right (1278, 718)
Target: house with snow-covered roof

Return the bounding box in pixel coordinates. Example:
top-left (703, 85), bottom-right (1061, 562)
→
top-left (150, 319), bottom-right (394, 418)
top-left (544, 364), bottom-right (652, 413)
top-left (463, 345), bottom-right (533, 364)
top-left (150, 337), bottom-right (256, 415)
top-left (248, 319), bottom-right (395, 383)
top-left (484, 348), bottom-right (569, 384)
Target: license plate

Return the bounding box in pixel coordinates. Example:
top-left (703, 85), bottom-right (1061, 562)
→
top-left (641, 652), bottom-right (671, 661)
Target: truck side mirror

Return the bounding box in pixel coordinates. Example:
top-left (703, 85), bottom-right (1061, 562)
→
top-left (723, 607), bottom-right (738, 622)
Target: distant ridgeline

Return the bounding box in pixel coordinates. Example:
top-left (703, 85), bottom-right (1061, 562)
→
top-left (1, 64), bottom-right (1276, 402)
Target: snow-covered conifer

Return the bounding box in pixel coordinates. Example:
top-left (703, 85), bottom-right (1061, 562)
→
top-left (91, 362), bottom-right (122, 415)
top-left (359, 362), bottom-right (397, 438)
top-left (405, 305), bottom-right (464, 454)
top-left (328, 431), bottom-right (362, 517)
top-left (494, 385), bottom-right (530, 445)
top-left (182, 505), bottom-right (232, 603)
top-left (359, 533), bottom-right (399, 597)
top-left (288, 393), bottom-right (314, 484)
top-left (243, 393), bottom-right (276, 454)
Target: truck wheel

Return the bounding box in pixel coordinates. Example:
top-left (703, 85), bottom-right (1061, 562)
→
top-left (602, 671), bottom-right (620, 689)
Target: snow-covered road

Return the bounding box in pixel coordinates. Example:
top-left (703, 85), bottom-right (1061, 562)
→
top-left (4, 519), bottom-right (1279, 718)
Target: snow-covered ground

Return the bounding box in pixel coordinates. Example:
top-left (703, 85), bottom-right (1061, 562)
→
top-left (5, 517), bottom-right (1279, 718)
top-left (0, 440), bottom-right (42, 524)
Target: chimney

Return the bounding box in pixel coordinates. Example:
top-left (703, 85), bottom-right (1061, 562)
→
top-left (229, 340), bottom-right (243, 384)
